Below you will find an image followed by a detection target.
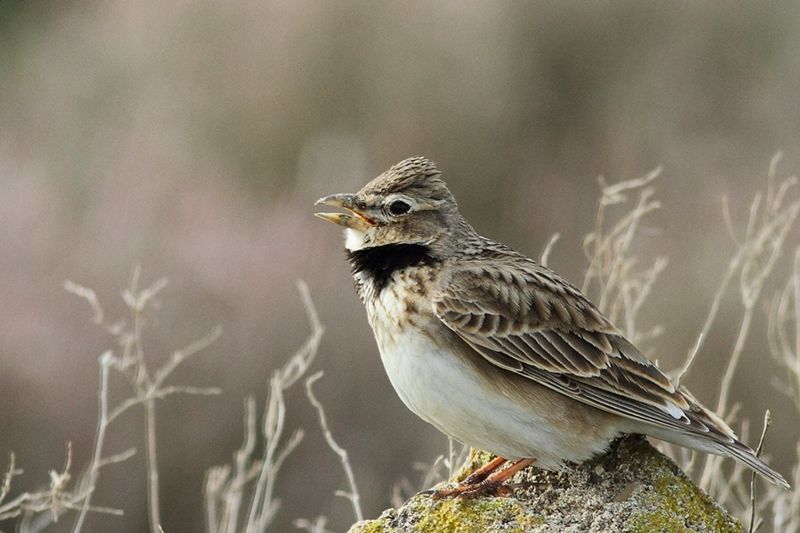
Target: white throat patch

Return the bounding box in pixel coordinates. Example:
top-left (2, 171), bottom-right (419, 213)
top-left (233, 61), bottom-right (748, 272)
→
top-left (344, 228), bottom-right (367, 251)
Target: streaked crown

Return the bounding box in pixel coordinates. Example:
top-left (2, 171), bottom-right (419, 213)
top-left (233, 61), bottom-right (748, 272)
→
top-left (357, 157), bottom-right (456, 207)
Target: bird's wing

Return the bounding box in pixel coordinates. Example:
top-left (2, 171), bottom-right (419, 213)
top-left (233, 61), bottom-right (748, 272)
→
top-left (432, 260), bottom-right (735, 441)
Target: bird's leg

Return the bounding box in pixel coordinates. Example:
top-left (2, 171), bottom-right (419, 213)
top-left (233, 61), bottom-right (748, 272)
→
top-left (463, 456), bottom-right (507, 484)
top-left (425, 456), bottom-right (506, 498)
top-left (479, 458), bottom-right (535, 493)
top-left (429, 458), bottom-right (535, 499)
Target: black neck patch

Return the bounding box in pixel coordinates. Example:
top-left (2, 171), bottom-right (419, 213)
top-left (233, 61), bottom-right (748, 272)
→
top-left (347, 243), bottom-right (437, 293)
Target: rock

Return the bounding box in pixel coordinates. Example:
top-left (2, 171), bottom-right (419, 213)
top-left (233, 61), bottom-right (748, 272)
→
top-left (348, 435), bottom-right (742, 532)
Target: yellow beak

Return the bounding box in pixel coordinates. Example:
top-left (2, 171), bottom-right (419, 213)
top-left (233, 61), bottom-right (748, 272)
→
top-left (314, 194), bottom-right (377, 230)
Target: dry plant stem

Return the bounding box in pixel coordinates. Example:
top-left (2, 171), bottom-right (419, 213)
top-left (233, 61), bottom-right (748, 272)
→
top-left (764, 251), bottom-right (800, 532)
top-left (582, 167), bottom-right (661, 298)
top-left (293, 516), bottom-right (332, 533)
top-left (581, 169), bottom-right (665, 351)
top-left (768, 247), bottom-right (800, 410)
top-left (619, 257), bottom-right (667, 342)
top-left (0, 444), bottom-right (124, 527)
top-left (675, 250), bottom-right (740, 385)
top-left (715, 310), bottom-right (754, 418)
top-left (127, 268), bottom-right (163, 533)
top-left (539, 232), bottom-right (560, 268)
top-left (575, 160), bottom-right (797, 525)
top-left (748, 411), bottom-right (771, 533)
top-left (203, 281), bottom-right (322, 533)
top-left (2, 284), bottom-right (135, 530)
top-left (0, 454), bottom-right (18, 509)
top-left (576, 169), bottom-right (669, 367)
top-left (716, 201), bottom-right (799, 417)
top-left (244, 378), bottom-right (286, 532)
top-left (447, 438), bottom-right (462, 480)
top-left (65, 273), bottom-right (219, 533)
top-left (448, 439), bottom-right (456, 479)
top-left (597, 187), bottom-right (658, 312)
top-left (305, 371), bottom-right (363, 522)
top-left (121, 269), bottom-right (221, 533)
top-left (144, 397), bottom-right (160, 533)
top-left (226, 281), bottom-right (321, 533)
top-left (694, 162), bottom-right (799, 495)
top-left (794, 249), bottom-right (800, 402)
top-left (72, 353), bottom-right (114, 533)
top-left (702, 233), bottom-right (798, 492)
top-left (63, 281), bottom-right (104, 324)
top-left (204, 397), bottom-right (257, 533)
top-left (229, 398), bottom-right (258, 531)
top-left (713, 419), bottom-right (750, 508)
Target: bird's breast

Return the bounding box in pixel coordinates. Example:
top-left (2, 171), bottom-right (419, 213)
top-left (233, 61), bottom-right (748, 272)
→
top-left (364, 281), bottom-right (468, 426)
top-left (364, 268), bottom-right (438, 347)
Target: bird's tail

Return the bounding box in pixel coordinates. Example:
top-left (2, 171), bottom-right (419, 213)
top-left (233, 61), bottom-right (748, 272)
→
top-left (636, 391), bottom-right (790, 489)
top-left (711, 439), bottom-right (790, 489)
top-left (671, 387), bottom-right (790, 489)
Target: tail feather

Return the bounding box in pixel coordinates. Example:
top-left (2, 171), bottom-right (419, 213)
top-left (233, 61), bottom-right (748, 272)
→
top-left (632, 401), bottom-right (790, 489)
top-left (713, 440), bottom-right (790, 489)
top-left (675, 388), bottom-right (790, 489)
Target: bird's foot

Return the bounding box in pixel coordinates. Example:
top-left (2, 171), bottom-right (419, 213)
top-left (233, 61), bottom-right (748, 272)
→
top-left (424, 457), bottom-right (536, 500)
top-left (462, 455), bottom-right (507, 485)
top-left (428, 479), bottom-right (513, 500)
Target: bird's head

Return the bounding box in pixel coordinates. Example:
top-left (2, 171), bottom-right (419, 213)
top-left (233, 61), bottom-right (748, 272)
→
top-left (315, 157), bottom-right (462, 252)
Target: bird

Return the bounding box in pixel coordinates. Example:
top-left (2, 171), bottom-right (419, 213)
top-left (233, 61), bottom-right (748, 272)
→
top-left (314, 156), bottom-right (789, 498)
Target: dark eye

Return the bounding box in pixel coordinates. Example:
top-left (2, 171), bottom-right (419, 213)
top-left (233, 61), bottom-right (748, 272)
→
top-left (387, 200), bottom-right (411, 216)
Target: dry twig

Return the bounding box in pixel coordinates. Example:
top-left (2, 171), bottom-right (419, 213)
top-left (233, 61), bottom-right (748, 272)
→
top-left (1, 271), bottom-right (221, 533)
top-left (748, 411), bottom-right (771, 533)
top-left (204, 281), bottom-right (323, 533)
top-left (304, 371), bottom-right (363, 521)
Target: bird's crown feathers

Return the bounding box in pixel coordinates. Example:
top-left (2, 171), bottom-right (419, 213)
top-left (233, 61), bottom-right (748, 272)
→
top-left (358, 156), bottom-right (454, 205)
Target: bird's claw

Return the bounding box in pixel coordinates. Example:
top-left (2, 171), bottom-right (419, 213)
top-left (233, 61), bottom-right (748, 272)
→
top-left (428, 479), bottom-right (513, 500)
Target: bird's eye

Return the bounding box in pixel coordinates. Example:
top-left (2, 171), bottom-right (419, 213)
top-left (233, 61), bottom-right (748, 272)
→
top-left (387, 200), bottom-right (411, 216)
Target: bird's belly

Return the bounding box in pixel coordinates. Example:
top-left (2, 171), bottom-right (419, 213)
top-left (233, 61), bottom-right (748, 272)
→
top-left (373, 321), bottom-right (619, 469)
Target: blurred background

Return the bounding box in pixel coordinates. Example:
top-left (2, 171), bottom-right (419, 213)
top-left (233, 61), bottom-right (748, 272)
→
top-left (1, 1), bottom-right (799, 531)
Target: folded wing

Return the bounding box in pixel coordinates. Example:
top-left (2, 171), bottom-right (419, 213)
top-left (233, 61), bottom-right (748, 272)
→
top-left (433, 260), bottom-right (736, 445)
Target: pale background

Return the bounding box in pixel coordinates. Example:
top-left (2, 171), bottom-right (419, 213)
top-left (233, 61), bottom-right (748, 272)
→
top-left (1, 1), bottom-right (799, 531)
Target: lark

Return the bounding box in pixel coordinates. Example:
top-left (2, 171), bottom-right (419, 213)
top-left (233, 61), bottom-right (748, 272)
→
top-left (315, 156), bottom-right (789, 497)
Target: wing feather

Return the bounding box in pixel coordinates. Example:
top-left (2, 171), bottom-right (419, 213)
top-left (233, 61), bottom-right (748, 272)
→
top-left (433, 261), bottom-right (734, 444)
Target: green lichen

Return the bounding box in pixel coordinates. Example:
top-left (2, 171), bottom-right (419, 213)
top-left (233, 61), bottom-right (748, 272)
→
top-left (416, 497), bottom-right (540, 532)
top-left (453, 448), bottom-right (496, 482)
top-left (349, 494), bottom-right (544, 533)
top-left (349, 519), bottom-right (385, 533)
top-left (350, 436), bottom-right (742, 533)
top-left (630, 471), bottom-right (743, 532)
top-left (623, 440), bottom-right (742, 533)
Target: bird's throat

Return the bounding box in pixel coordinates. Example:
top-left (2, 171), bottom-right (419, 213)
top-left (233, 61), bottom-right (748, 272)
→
top-left (346, 243), bottom-right (438, 294)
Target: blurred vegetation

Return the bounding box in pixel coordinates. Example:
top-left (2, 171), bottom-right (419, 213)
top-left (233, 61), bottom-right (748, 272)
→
top-left (1, 1), bottom-right (799, 531)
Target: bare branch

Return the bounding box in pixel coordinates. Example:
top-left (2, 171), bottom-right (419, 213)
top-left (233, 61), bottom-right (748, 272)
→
top-left (64, 281), bottom-right (104, 325)
top-left (540, 233), bottom-right (560, 267)
top-left (203, 281), bottom-right (322, 533)
top-left (154, 326), bottom-right (223, 389)
top-left (0, 454), bottom-right (20, 507)
top-left (675, 255), bottom-right (740, 386)
top-left (293, 516), bottom-right (333, 533)
top-left (95, 449), bottom-right (137, 470)
top-left (749, 411), bottom-right (771, 533)
top-left (73, 352), bottom-right (114, 533)
top-left (305, 372), bottom-right (363, 522)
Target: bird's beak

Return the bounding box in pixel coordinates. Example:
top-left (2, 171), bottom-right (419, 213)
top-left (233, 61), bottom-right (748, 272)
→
top-left (314, 193), bottom-right (377, 230)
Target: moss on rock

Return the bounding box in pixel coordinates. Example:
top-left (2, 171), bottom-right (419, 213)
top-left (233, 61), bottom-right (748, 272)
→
top-left (348, 435), bottom-right (742, 533)
top-left (351, 496), bottom-right (544, 533)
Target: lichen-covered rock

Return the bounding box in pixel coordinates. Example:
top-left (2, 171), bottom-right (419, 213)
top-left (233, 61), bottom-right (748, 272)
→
top-left (348, 435), bottom-right (742, 533)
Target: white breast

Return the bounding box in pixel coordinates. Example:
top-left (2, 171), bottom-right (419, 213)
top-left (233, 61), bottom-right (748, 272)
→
top-left (366, 285), bottom-right (621, 469)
